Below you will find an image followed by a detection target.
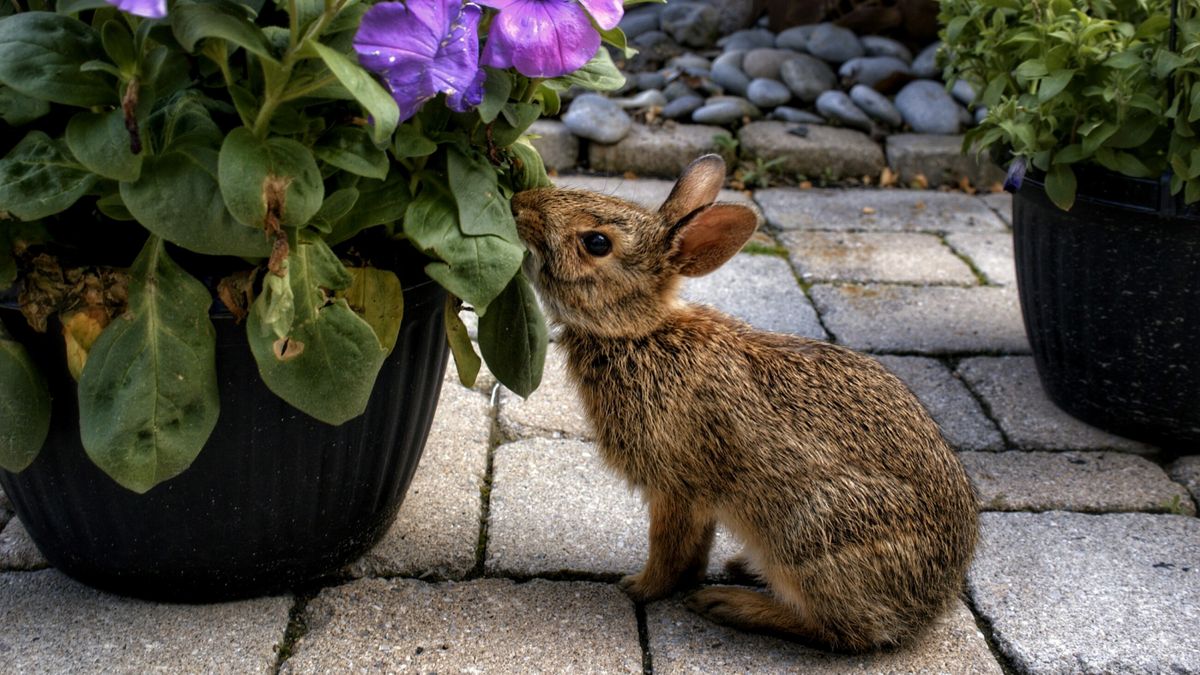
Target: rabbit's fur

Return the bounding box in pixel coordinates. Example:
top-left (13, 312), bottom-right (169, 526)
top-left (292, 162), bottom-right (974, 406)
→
top-left (512, 155), bottom-right (978, 653)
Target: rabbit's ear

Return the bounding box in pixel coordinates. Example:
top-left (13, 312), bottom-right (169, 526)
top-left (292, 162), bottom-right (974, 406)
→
top-left (669, 203), bottom-right (759, 277)
top-left (659, 155), bottom-right (726, 225)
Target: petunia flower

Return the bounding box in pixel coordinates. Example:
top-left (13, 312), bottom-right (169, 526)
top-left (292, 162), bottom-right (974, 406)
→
top-left (478, 0), bottom-right (623, 79)
top-left (354, 0), bottom-right (487, 122)
top-left (105, 0), bottom-right (167, 19)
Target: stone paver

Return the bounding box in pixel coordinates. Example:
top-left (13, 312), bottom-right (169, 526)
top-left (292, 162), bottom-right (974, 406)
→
top-left (346, 373), bottom-right (491, 580)
top-left (1168, 456), bottom-right (1200, 508)
top-left (681, 252), bottom-right (827, 338)
top-left (589, 123), bottom-right (736, 177)
top-left (486, 438), bottom-right (738, 578)
top-left (810, 284), bottom-right (1028, 354)
top-left (282, 578), bottom-right (641, 673)
top-left (757, 187), bottom-right (1007, 233)
top-left (0, 518), bottom-right (47, 571)
top-left (946, 231), bottom-right (1016, 286)
top-left (552, 174), bottom-right (756, 209)
top-left (875, 356), bottom-right (1005, 452)
top-left (980, 192), bottom-right (1013, 225)
top-left (527, 119), bottom-right (579, 172)
top-left (969, 511), bottom-right (1200, 674)
top-left (737, 121), bottom-right (885, 178)
top-left (781, 231), bottom-right (977, 285)
top-left (957, 357), bottom-right (1156, 453)
top-left (647, 598), bottom-right (1001, 673)
top-left (885, 133), bottom-right (1006, 188)
top-left (0, 570), bottom-right (290, 673)
top-left (960, 451), bottom-right (1196, 514)
top-left (498, 345), bottom-right (591, 442)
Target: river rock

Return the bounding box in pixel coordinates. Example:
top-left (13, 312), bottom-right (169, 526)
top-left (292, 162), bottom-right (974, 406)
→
top-left (894, 79), bottom-right (961, 134)
top-left (861, 35), bottom-right (913, 63)
top-left (563, 94), bottom-right (632, 143)
top-left (772, 106), bottom-right (825, 124)
top-left (693, 97), bottom-right (761, 124)
top-left (663, 80), bottom-right (697, 101)
top-left (951, 79), bottom-right (977, 106)
top-left (661, 2), bottom-right (721, 48)
top-left (975, 106), bottom-right (989, 125)
top-left (776, 25), bottom-right (816, 52)
top-left (696, 0), bottom-right (758, 34)
top-left (746, 78), bottom-right (792, 108)
top-left (630, 30), bottom-right (683, 64)
top-left (779, 54), bottom-right (837, 102)
top-left (635, 72), bottom-right (667, 91)
top-left (806, 23), bottom-right (864, 64)
top-left (742, 48), bottom-right (801, 80)
top-left (613, 89), bottom-right (668, 109)
top-left (719, 28), bottom-right (776, 51)
top-left (710, 60), bottom-right (750, 96)
top-left (618, 6), bottom-right (663, 41)
top-left (816, 90), bottom-right (872, 132)
top-left (838, 56), bottom-right (911, 88)
top-left (849, 84), bottom-right (902, 126)
top-left (912, 41), bottom-right (942, 78)
top-left (662, 94), bottom-right (704, 119)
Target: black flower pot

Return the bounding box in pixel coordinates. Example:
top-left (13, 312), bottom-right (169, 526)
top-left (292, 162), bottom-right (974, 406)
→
top-left (1013, 167), bottom-right (1200, 448)
top-left (0, 252), bottom-right (448, 602)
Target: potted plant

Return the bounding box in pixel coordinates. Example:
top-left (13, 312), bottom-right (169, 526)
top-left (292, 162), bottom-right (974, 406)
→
top-left (0, 0), bottom-right (646, 600)
top-left (940, 0), bottom-right (1200, 448)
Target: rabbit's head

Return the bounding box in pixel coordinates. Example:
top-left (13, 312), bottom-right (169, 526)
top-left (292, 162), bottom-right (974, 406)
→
top-left (513, 155), bottom-right (760, 337)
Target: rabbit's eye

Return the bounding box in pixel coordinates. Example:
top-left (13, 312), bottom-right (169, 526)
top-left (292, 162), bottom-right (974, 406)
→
top-left (581, 232), bottom-right (612, 257)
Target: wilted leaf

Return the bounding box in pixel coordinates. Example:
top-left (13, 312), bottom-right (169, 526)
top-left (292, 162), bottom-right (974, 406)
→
top-left (339, 266), bottom-right (403, 354)
top-left (61, 306), bottom-right (108, 380)
top-left (218, 127), bottom-right (324, 229)
top-left (444, 296), bottom-right (480, 388)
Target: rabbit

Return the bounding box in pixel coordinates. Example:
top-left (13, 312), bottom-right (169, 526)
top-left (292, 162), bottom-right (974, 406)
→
top-left (510, 154), bottom-right (979, 653)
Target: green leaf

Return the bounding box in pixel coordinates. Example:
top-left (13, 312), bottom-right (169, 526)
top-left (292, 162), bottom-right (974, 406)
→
top-left (1013, 58), bottom-right (1048, 80)
top-left (0, 131), bottom-right (96, 221)
top-left (96, 192), bottom-right (134, 221)
top-left (339, 267), bottom-right (403, 355)
top-left (307, 41), bottom-right (399, 145)
top-left (597, 25), bottom-right (636, 59)
top-left (1052, 144), bottom-right (1087, 165)
top-left (121, 149), bottom-right (272, 257)
top-left (393, 124), bottom-right (438, 159)
top-left (478, 271), bottom-right (546, 398)
top-left (444, 297), bottom-right (480, 388)
top-left (1037, 69), bottom-right (1073, 102)
top-left (78, 237), bottom-right (219, 493)
top-left (330, 172), bottom-right (410, 244)
top-left (491, 101), bottom-right (542, 147)
top-left (1154, 51), bottom-right (1189, 79)
top-left (555, 47), bottom-right (626, 91)
top-left (0, 85), bottom-right (50, 126)
top-left (509, 138), bottom-right (553, 190)
top-left (247, 232), bottom-right (387, 425)
top-left (478, 68), bottom-right (513, 124)
top-left (0, 12), bottom-right (114, 107)
top-left (447, 147), bottom-right (520, 239)
top-left (65, 109), bottom-right (143, 182)
top-left (313, 126), bottom-right (389, 180)
top-left (309, 187), bottom-right (359, 233)
top-left (0, 322), bottom-right (51, 473)
top-left (1105, 49), bottom-right (1143, 69)
top-left (55, 0), bottom-right (111, 14)
top-left (171, 2), bottom-right (278, 63)
top-left (1045, 163), bottom-right (1076, 211)
top-left (218, 127), bottom-right (324, 228)
top-left (100, 18), bottom-right (135, 73)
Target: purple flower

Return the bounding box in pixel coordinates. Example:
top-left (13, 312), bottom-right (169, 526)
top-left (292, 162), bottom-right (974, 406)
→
top-left (1004, 157), bottom-right (1027, 193)
top-left (105, 0), bottom-right (167, 19)
top-left (354, 0), bottom-right (486, 122)
top-left (478, 0), bottom-right (623, 78)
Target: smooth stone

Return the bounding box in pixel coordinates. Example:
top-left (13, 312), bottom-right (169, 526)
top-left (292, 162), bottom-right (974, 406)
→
top-left (771, 106), bottom-right (825, 124)
top-left (975, 106), bottom-right (988, 124)
top-left (693, 99), bottom-right (758, 125)
top-left (711, 50), bottom-right (745, 71)
top-left (662, 94), bottom-right (704, 119)
top-left (618, 7), bottom-right (663, 41)
top-left (861, 35), bottom-right (913, 63)
top-left (742, 48), bottom-right (802, 80)
top-left (912, 41), bottom-right (942, 78)
top-left (806, 22), bottom-right (864, 64)
top-left (850, 83), bottom-right (903, 126)
top-left (957, 102), bottom-right (973, 127)
top-left (660, 1), bottom-right (721, 48)
top-left (662, 79), bottom-right (696, 101)
top-left (838, 56), bottom-right (911, 88)
top-left (630, 30), bottom-right (684, 64)
top-left (696, 0), bottom-right (759, 34)
top-left (635, 72), bottom-right (667, 91)
top-left (612, 89), bottom-right (668, 109)
top-left (895, 79), bottom-right (962, 134)
top-left (668, 53), bottom-right (713, 72)
top-left (746, 78), bottom-right (792, 108)
top-left (710, 60), bottom-right (750, 95)
top-left (951, 79), bottom-right (977, 106)
top-left (816, 90), bottom-right (872, 131)
top-left (562, 94), bottom-right (632, 144)
top-left (779, 54), bottom-right (837, 102)
top-left (775, 25), bottom-right (815, 52)
top-left (719, 27), bottom-right (776, 51)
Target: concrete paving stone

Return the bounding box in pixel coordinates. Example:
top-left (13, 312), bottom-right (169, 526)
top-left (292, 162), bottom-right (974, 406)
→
top-left (0, 569), bottom-right (290, 673)
top-left (757, 187), bottom-right (1008, 233)
top-left (1167, 455), bottom-right (1200, 509)
top-left (553, 173), bottom-right (756, 209)
top-left (527, 119), bottom-right (579, 172)
top-left (957, 357), bottom-right (1156, 453)
top-left (647, 598), bottom-right (1001, 674)
top-left (885, 133), bottom-right (1006, 189)
top-left (589, 123), bottom-right (737, 178)
top-left (0, 518), bottom-right (47, 571)
top-left (283, 578), bottom-right (641, 674)
top-left (945, 231), bottom-right (1016, 286)
top-left (980, 192), bottom-right (1012, 225)
top-left (781, 231), bottom-right (977, 285)
top-left (346, 372), bottom-right (492, 580)
top-left (969, 511), bottom-right (1200, 674)
top-left (486, 438), bottom-right (739, 578)
top-left (680, 252), bottom-right (828, 338)
top-left (875, 356), bottom-right (1005, 452)
top-left (809, 284), bottom-right (1028, 354)
top-left (960, 451), bottom-right (1196, 514)
top-left (737, 121), bottom-right (885, 179)
top-left (498, 345), bottom-right (592, 442)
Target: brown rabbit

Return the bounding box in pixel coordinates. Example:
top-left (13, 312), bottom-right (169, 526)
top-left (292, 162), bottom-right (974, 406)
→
top-left (511, 155), bottom-right (978, 653)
